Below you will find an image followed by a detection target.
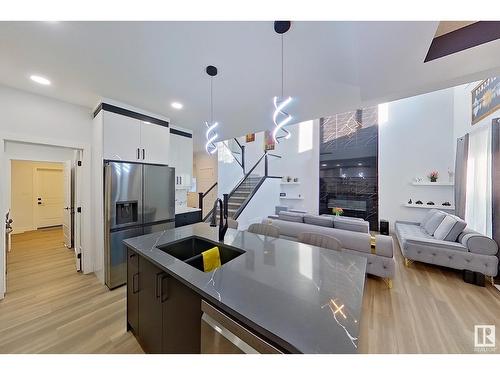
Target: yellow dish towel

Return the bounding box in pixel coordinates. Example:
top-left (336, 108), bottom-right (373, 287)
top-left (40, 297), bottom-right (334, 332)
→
top-left (202, 246), bottom-right (221, 272)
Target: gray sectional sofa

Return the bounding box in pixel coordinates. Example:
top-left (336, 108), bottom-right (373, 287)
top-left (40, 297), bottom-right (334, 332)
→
top-left (395, 209), bottom-right (499, 279)
top-left (264, 211), bottom-right (395, 283)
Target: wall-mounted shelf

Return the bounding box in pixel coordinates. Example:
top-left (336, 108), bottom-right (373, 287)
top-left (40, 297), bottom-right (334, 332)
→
top-left (403, 203), bottom-right (455, 210)
top-left (280, 196), bottom-right (304, 200)
top-left (411, 182), bottom-right (454, 186)
top-left (280, 182), bottom-right (300, 185)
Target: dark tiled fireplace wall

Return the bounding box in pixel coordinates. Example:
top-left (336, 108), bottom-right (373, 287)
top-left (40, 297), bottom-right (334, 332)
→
top-left (319, 107), bottom-right (379, 231)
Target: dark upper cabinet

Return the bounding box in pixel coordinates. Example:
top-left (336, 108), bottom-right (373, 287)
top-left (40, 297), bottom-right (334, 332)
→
top-left (138, 258), bottom-right (164, 354)
top-left (127, 249), bottom-right (139, 333)
top-left (127, 248), bottom-right (202, 353)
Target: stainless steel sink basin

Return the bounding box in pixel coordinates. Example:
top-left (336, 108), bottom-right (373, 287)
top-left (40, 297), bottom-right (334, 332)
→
top-left (156, 237), bottom-right (245, 272)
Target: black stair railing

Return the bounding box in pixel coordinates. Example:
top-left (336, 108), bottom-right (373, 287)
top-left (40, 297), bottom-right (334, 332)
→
top-left (199, 182), bottom-right (218, 221)
top-left (229, 152), bottom-right (282, 219)
top-left (222, 138), bottom-right (246, 173)
top-left (203, 151), bottom-right (282, 222)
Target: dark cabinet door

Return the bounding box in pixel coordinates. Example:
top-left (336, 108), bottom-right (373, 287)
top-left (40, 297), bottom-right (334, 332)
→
top-left (161, 275), bottom-right (202, 353)
top-left (127, 249), bottom-right (139, 333)
top-left (138, 258), bottom-right (165, 354)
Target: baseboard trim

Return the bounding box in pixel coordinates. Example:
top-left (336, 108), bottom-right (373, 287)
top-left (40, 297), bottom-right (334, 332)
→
top-left (12, 226), bottom-right (36, 235)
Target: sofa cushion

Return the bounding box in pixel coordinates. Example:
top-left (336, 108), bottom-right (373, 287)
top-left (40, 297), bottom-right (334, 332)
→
top-left (420, 208), bottom-right (439, 228)
top-left (433, 214), bottom-right (467, 242)
top-left (332, 216), bottom-right (370, 233)
top-left (303, 214), bottom-right (333, 228)
top-left (278, 211), bottom-right (304, 223)
top-left (422, 210), bottom-right (446, 236)
top-left (395, 221), bottom-right (433, 247)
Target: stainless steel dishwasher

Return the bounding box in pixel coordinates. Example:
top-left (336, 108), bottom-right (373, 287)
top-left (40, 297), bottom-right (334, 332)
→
top-left (200, 300), bottom-right (282, 354)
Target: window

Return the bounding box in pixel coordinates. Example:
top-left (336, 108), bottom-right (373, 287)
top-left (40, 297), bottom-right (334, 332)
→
top-left (298, 120), bottom-right (313, 153)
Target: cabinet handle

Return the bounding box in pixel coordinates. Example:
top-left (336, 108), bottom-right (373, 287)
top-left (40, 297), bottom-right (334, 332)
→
top-left (155, 272), bottom-right (163, 299)
top-left (137, 148), bottom-right (140, 159)
top-left (160, 274), bottom-right (168, 302)
top-left (132, 273), bottom-right (139, 294)
top-left (142, 148), bottom-right (145, 160)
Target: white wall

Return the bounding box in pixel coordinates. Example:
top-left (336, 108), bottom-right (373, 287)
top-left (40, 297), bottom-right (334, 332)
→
top-left (453, 81), bottom-right (499, 141)
top-left (379, 88), bottom-right (456, 228)
top-left (217, 142), bottom-right (245, 198)
top-left (217, 120), bottom-right (320, 216)
top-left (235, 178), bottom-right (282, 230)
top-left (272, 120), bottom-right (320, 214)
top-left (0, 85), bottom-right (93, 299)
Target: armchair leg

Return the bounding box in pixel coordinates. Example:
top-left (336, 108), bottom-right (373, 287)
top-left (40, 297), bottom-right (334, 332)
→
top-left (404, 257), bottom-right (414, 267)
top-left (383, 278), bottom-right (393, 289)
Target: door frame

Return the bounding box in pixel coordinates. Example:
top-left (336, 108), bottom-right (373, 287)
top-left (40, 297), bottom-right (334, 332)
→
top-left (0, 133), bottom-right (92, 299)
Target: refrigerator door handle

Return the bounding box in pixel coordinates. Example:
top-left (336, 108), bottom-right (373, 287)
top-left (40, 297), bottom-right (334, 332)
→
top-left (103, 163), bottom-right (112, 287)
top-left (137, 148), bottom-right (140, 160)
top-left (142, 148), bottom-right (145, 160)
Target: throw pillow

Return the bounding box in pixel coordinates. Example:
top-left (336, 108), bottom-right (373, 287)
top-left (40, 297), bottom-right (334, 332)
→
top-left (434, 215), bottom-right (467, 242)
top-left (303, 214), bottom-right (334, 228)
top-left (420, 209), bottom-right (439, 228)
top-left (423, 210), bottom-right (446, 236)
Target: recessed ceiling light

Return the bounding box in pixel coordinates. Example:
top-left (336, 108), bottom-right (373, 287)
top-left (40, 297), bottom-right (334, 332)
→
top-left (357, 162), bottom-right (363, 166)
top-left (321, 163), bottom-right (327, 167)
top-left (30, 75), bottom-right (51, 85)
top-left (171, 102), bottom-right (183, 109)
top-left (336, 164), bottom-right (341, 167)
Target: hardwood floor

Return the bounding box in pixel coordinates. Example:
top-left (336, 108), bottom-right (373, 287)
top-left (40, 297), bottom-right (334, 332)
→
top-left (1, 227), bottom-right (498, 354)
top-left (0, 228), bottom-right (143, 354)
top-left (359, 240), bottom-right (500, 354)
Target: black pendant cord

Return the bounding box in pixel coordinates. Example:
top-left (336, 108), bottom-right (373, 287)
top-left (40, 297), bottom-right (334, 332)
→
top-left (281, 34), bottom-right (284, 98)
top-left (210, 77), bottom-right (213, 124)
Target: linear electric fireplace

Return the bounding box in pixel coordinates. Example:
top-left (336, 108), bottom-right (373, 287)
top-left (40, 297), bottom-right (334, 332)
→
top-left (319, 106), bottom-right (379, 231)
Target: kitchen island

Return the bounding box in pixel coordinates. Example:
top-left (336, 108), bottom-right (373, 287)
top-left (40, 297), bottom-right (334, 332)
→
top-left (123, 222), bottom-right (367, 354)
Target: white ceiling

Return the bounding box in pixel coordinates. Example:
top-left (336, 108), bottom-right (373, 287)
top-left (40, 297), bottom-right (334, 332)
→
top-left (1, 21), bottom-right (500, 150)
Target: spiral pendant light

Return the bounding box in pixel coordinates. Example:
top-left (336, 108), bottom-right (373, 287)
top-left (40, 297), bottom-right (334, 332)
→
top-left (272, 21), bottom-right (293, 144)
top-left (205, 65), bottom-right (219, 155)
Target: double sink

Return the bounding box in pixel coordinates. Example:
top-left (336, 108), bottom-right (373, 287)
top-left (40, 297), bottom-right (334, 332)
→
top-left (157, 237), bottom-right (245, 272)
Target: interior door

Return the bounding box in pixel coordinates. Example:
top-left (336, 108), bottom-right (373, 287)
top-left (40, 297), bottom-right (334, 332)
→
top-left (35, 167), bottom-right (64, 228)
top-left (198, 167), bottom-right (216, 218)
top-left (62, 160), bottom-right (73, 248)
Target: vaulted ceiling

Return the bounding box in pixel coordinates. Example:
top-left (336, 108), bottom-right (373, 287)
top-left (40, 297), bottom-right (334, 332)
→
top-left (1, 21), bottom-right (500, 150)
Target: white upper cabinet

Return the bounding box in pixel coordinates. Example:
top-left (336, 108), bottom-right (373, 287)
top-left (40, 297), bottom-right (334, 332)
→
top-left (140, 121), bottom-right (170, 165)
top-left (103, 111), bottom-right (141, 162)
top-left (102, 109), bottom-right (170, 165)
top-left (169, 131), bottom-right (193, 188)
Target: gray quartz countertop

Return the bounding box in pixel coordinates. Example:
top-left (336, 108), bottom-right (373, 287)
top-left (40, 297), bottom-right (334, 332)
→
top-left (123, 222), bottom-right (367, 354)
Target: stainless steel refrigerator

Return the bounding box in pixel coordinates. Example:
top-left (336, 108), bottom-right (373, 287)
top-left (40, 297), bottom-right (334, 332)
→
top-left (104, 161), bottom-right (175, 289)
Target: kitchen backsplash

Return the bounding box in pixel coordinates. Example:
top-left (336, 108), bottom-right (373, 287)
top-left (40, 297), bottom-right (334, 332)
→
top-left (175, 188), bottom-right (188, 208)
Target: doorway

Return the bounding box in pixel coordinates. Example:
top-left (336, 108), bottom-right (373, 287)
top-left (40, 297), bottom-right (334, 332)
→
top-left (6, 146), bottom-right (83, 290)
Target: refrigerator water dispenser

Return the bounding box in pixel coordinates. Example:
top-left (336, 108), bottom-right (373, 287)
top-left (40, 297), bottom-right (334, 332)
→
top-left (116, 201), bottom-right (138, 225)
